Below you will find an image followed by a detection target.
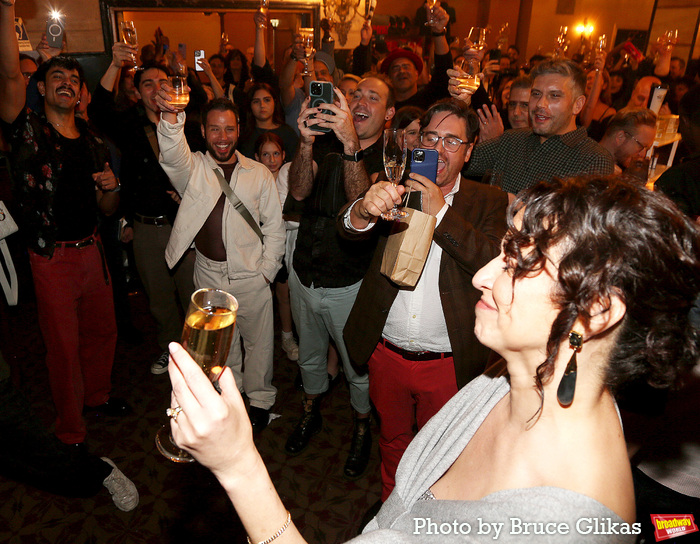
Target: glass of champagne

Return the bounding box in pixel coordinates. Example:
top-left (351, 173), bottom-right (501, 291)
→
top-left (119, 20), bottom-right (138, 67)
top-left (168, 76), bottom-right (190, 112)
top-left (156, 288), bottom-right (238, 463)
top-left (380, 128), bottom-right (407, 221)
top-left (299, 28), bottom-right (315, 77)
top-left (259, 0), bottom-right (269, 29)
top-left (455, 57), bottom-right (481, 97)
top-left (425, 0), bottom-right (438, 26)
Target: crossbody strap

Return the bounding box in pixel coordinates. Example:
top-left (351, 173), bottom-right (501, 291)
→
top-left (144, 124), bottom-right (160, 159)
top-left (213, 168), bottom-right (264, 243)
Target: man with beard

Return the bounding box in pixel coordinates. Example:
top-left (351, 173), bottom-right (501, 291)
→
top-left (598, 108), bottom-right (656, 177)
top-left (464, 59), bottom-right (613, 198)
top-left (0, 0), bottom-right (130, 450)
top-left (284, 75), bottom-right (394, 478)
top-left (156, 96), bottom-right (285, 433)
top-left (90, 42), bottom-right (196, 375)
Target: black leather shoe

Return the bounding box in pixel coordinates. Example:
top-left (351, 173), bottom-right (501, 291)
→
top-left (249, 406), bottom-right (270, 433)
top-left (83, 397), bottom-right (132, 417)
top-left (285, 397), bottom-right (322, 455)
top-left (343, 418), bottom-right (371, 479)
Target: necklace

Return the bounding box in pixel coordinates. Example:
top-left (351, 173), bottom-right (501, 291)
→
top-left (50, 120), bottom-right (65, 128)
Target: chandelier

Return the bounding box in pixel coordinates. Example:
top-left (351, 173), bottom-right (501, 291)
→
top-left (322, 0), bottom-right (376, 46)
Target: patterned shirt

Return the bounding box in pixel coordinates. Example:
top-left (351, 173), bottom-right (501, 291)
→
top-left (465, 127), bottom-right (614, 194)
top-left (2, 108), bottom-right (110, 256)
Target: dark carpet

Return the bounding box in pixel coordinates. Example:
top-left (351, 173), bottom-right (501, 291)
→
top-left (0, 287), bottom-right (381, 544)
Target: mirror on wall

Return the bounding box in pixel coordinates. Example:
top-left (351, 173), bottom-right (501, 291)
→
top-left (100, 1), bottom-right (319, 74)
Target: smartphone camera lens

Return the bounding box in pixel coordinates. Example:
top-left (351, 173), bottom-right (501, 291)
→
top-left (414, 150), bottom-right (425, 162)
top-left (311, 82), bottom-right (321, 95)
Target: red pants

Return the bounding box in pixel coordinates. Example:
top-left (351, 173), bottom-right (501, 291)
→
top-left (29, 241), bottom-right (117, 444)
top-left (368, 341), bottom-right (457, 501)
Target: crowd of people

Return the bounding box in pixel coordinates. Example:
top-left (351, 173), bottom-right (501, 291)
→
top-left (1, 0), bottom-right (700, 541)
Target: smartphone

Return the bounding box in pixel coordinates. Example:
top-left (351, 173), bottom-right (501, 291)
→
top-left (488, 48), bottom-right (502, 62)
top-left (178, 43), bottom-right (187, 60)
top-left (410, 148), bottom-right (439, 184)
top-left (647, 84), bottom-right (668, 115)
top-left (46, 16), bottom-right (65, 49)
top-left (194, 49), bottom-right (205, 71)
top-left (308, 80), bottom-right (335, 133)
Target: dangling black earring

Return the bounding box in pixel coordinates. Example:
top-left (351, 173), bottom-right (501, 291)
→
top-left (557, 331), bottom-right (583, 407)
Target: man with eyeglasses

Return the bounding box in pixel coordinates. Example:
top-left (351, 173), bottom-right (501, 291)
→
top-left (598, 108), bottom-right (657, 177)
top-left (463, 59), bottom-right (613, 197)
top-left (342, 98), bottom-right (508, 500)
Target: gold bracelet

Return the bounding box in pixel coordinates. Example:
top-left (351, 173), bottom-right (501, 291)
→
top-left (247, 511), bottom-right (292, 544)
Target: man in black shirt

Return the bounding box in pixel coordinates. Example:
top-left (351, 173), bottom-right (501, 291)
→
top-left (285, 75), bottom-right (395, 478)
top-left (90, 42), bottom-right (196, 374)
top-left (0, 0), bottom-right (128, 448)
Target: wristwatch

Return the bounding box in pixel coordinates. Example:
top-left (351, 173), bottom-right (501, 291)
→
top-left (342, 149), bottom-right (364, 162)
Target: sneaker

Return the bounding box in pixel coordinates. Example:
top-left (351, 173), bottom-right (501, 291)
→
top-left (151, 350), bottom-right (170, 375)
top-left (101, 457), bottom-right (139, 512)
top-left (281, 335), bottom-right (299, 361)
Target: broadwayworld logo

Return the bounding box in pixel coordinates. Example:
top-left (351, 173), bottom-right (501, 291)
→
top-left (650, 514), bottom-right (698, 541)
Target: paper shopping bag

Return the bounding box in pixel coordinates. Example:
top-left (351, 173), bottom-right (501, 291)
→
top-left (380, 207), bottom-right (436, 287)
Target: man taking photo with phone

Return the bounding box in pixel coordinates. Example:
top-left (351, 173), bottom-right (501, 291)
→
top-left (285, 75), bottom-right (394, 479)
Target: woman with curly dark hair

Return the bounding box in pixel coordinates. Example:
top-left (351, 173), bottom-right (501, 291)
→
top-left (162, 175), bottom-right (700, 543)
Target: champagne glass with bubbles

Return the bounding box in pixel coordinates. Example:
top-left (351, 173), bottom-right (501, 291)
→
top-left (120, 21), bottom-right (138, 67)
top-left (156, 288), bottom-right (238, 463)
top-left (381, 128), bottom-right (408, 221)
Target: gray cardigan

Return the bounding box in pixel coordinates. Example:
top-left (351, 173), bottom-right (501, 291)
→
top-left (349, 363), bottom-right (638, 543)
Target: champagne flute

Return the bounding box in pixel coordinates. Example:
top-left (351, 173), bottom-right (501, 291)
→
top-left (425, 0), bottom-right (438, 26)
top-left (258, 0), bottom-right (269, 29)
top-left (156, 288), bottom-right (238, 463)
top-left (168, 76), bottom-right (190, 112)
top-left (299, 28), bottom-right (315, 77)
top-left (380, 128), bottom-right (407, 221)
top-left (119, 21), bottom-right (138, 67)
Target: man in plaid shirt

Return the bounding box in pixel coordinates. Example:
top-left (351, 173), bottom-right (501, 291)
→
top-left (465, 59), bottom-right (614, 197)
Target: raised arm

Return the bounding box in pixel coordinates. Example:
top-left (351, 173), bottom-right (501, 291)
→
top-left (167, 344), bottom-right (308, 544)
top-left (100, 41), bottom-right (138, 93)
top-left (289, 97), bottom-right (319, 201)
top-left (279, 40), bottom-right (304, 108)
top-left (0, 0), bottom-right (26, 123)
top-left (580, 52), bottom-right (606, 128)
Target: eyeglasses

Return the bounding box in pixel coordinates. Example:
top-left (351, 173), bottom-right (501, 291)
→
top-left (420, 131), bottom-right (468, 152)
top-left (624, 131), bottom-right (645, 152)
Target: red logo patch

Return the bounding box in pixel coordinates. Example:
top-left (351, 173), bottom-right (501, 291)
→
top-left (650, 514), bottom-right (698, 541)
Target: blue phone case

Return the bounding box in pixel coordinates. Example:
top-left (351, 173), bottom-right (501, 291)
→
top-left (410, 148), bottom-right (439, 184)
